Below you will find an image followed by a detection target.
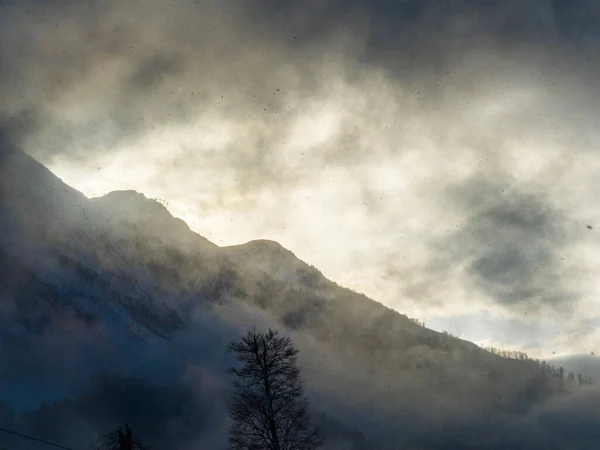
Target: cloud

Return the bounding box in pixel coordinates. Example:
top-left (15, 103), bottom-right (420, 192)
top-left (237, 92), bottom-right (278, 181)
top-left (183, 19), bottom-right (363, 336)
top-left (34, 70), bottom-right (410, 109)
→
top-left (2, 0), bottom-right (600, 353)
top-left (4, 0), bottom-right (597, 162)
top-left (444, 179), bottom-right (576, 311)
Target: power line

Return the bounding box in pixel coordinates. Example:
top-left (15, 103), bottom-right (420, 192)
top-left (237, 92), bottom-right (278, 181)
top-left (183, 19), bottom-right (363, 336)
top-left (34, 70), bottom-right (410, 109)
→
top-left (0, 427), bottom-right (73, 450)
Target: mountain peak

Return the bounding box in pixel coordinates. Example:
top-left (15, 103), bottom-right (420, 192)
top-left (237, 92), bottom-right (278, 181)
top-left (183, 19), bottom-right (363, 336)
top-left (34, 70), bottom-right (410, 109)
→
top-left (89, 190), bottom-right (217, 250)
top-left (90, 190), bottom-right (175, 225)
top-left (244, 239), bottom-right (288, 251)
top-left (225, 239), bottom-right (297, 261)
top-left (102, 189), bottom-right (147, 199)
top-left (95, 190), bottom-right (167, 211)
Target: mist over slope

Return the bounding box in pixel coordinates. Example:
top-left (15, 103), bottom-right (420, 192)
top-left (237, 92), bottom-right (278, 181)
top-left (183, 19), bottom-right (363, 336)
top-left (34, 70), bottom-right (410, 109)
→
top-left (0, 139), bottom-right (599, 449)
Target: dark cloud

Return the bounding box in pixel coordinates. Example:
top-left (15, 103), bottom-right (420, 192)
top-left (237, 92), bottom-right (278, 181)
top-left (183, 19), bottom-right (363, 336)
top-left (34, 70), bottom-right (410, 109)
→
top-left (239, 0), bottom-right (598, 72)
top-left (2, 0), bottom-right (600, 158)
top-left (0, 109), bottom-right (40, 145)
top-left (440, 178), bottom-right (577, 312)
top-left (127, 53), bottom-right (184, 92)
top-left (381, 170), bottom-right (591, 322)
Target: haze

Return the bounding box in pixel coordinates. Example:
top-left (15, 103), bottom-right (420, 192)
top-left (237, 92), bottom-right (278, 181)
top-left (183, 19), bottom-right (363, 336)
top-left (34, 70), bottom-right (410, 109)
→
top-left (2, 0), bottom-right (600, 360)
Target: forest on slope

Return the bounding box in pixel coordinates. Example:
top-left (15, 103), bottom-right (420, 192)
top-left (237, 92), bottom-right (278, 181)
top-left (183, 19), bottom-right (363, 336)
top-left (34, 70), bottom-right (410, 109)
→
top-left (0, 140), bottom-right (598, 449)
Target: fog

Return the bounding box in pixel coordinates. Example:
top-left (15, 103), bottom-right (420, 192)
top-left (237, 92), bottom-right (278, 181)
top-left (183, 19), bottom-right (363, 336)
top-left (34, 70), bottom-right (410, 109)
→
top-left (0, 290), bottom-right (599, 449)
top-left (1, 1), bottom-right (600, 448)
top-left (3, 0), bottom-right (600, 356)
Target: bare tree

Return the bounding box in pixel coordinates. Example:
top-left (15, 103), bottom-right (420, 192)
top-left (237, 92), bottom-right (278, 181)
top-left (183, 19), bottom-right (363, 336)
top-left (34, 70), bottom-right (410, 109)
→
top-left (227, 327), bottom-right (322, 450)
top-left (96, 424), bottom-right (148, 450)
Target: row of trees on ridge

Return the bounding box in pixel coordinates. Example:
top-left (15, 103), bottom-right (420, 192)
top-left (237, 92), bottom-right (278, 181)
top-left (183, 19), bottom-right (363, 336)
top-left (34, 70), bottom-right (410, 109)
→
top-left (484, 346), bottom-right (593, 385)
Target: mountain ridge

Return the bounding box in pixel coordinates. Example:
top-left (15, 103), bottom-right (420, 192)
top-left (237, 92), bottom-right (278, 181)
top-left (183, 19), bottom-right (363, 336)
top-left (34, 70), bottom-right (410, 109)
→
top-left (0, 143), bottom-right (589, 449)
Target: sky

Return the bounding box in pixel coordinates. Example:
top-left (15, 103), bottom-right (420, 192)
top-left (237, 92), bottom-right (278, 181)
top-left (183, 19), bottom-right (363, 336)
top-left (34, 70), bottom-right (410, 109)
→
top-left (1, 0), bottom-right (600, 359)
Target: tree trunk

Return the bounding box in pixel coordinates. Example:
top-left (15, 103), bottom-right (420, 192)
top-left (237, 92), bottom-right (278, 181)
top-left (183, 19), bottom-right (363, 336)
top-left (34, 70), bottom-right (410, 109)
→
top-left (262, 342), bottom-right (280, 450)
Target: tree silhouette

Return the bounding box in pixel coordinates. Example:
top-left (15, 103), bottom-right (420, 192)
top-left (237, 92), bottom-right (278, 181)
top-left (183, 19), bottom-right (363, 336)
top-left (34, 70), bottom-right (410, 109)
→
top-left (96, 424), bottom-right (148, 450)
top-left (227, 327), bottom-right (322, 450)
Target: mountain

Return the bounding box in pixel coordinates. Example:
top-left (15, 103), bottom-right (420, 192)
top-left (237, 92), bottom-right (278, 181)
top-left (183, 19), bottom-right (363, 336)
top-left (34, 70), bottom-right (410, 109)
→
top-left (0, 139), bottom-right (597, 449)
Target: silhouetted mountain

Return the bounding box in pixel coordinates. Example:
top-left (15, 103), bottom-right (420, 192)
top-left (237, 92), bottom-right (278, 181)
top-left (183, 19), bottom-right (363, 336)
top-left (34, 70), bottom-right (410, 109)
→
top-left (0, 142), bottom-right (595, 449)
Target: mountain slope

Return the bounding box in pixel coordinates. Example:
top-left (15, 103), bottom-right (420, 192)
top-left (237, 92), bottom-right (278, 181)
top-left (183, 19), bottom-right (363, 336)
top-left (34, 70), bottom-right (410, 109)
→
top-left (0, 141), bottom-right (585, 449)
